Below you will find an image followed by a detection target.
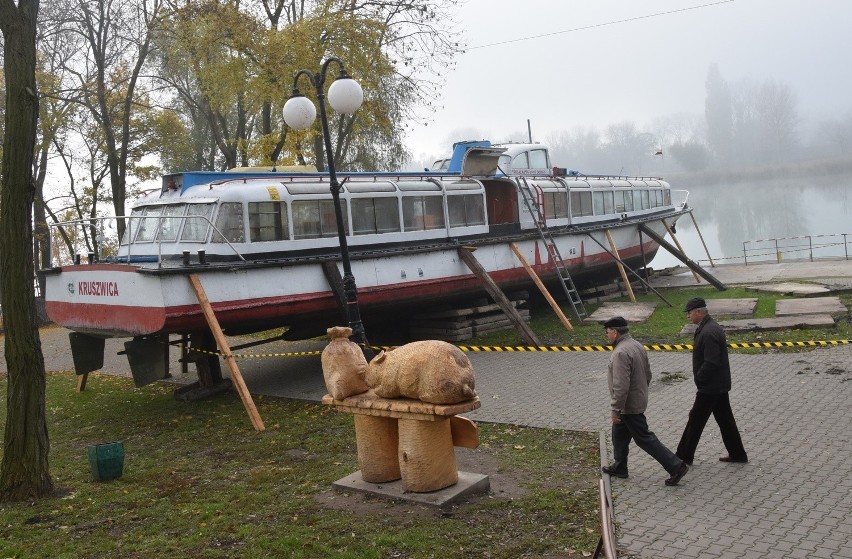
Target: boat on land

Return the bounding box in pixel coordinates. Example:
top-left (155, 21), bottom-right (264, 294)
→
top-left (43, 141), bottom-right (690, 376)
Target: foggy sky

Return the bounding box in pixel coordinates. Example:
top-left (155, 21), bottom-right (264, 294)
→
top-left (404, 0), bottom-right (852, 161)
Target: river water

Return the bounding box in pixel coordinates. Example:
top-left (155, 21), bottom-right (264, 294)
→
top-left (650, 173), bottom-right (852, 269)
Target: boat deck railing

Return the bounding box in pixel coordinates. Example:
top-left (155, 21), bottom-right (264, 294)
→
top-left (48, 215), bottom-right (247, 267)
top-left (671, 189), bottom-right (689, 210)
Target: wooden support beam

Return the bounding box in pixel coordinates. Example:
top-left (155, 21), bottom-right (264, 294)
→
top-left (509, 243), bottom-right (573, 331)
top-left (457, 247), bottom-right (542, 346)
top-left (662, 220), bottom-right (701, 283)
top-left (638, 224), bottom-right (726, 291)
top-left (604, 230), bottom-right (636, 303)
top-left (188, 274), bottom-right (265, 432)
top-left (688, 211), bottom-right (715, 267)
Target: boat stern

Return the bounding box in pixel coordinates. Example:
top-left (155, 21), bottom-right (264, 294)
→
top-left (44, 264), bottom-right (168, 337)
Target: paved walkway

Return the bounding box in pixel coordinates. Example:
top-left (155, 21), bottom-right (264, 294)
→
top-left (6, 330), bottom-right (850, 558)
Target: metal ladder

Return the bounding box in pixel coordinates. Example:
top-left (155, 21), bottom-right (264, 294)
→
top-left (516, 177), bottom-right (588, 320)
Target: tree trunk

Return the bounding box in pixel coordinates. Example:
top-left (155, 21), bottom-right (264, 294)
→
top-left (0, 0), bottom-right (54, 501)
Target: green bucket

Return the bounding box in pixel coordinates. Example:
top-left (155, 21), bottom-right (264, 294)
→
top-left (87, 442), bottom-right (125, 481)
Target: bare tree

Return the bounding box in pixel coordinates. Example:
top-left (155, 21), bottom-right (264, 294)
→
top-left (704, 63), bottom-right (733, 165)
top-left (0, 0), bottom-right (54, 501)
top-left (51, 0), bottom-right (162, 238)
top-left (754, 79), bottom-right (798, 162)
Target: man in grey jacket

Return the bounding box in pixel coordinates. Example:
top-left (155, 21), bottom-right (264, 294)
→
top-left (602, 316), bottom-right (689, 486)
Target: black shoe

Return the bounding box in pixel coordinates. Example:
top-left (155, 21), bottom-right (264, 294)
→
top-left (665, 462), bottom-right (689, 486)
top-left (719, 455), bottom-right (748, 463)
top-left (601, 465), bottom-right (628, 479)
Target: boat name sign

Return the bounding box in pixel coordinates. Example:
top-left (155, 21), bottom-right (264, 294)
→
top-left (70, 280), bottom-right (121, 297)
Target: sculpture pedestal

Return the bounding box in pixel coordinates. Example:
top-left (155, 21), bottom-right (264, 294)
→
top-left (322, 391), bottom-right (481, 493)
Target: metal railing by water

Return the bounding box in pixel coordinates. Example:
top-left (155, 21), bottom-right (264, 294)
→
top-left (742, 233), bottom-right (849, 264)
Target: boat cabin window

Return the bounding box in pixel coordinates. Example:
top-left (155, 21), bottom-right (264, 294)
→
top-left (352, 197), bottom-right (400, 235)
top-left (570, 191), bottom-right (593, 217)
top-left (447, 194), bottom-right (486, 227)
top-left (135, 206), bottom-right (163, 242)
top-left (432, 159), bottom-right (450, 171)
top-left (212, 202), bottom-right (245, 243)
top-left (653, 190), bottom-right (664, 208)
top-left (403, 195), bottom-right (445, 231)
top-left (512, 152), bottom-right (529, 169)
top-left (593, 191), bottom-right (615, 215)
top-left (637, 190), bottom-right (650, 210)
top-left (292, 199), bottom-right (348, 239)
top-left (615, 191), bottom-right (634, 213)
top-left (158, 205), bottom-right (187, 241)
top-left (543, 192), bottom-right (568, 219)
top-left (344, 181), bottom-right (396, 193)
top-left (248, 201), bottom-right (289, 242)
top-left (181, 203), bottom-right (216, 242)
top-left (664, 190), bottom-right (671, 206)
top-left (397, 181), bottom-right (441, 192)
top-left (121, 208), bottom-right (142, 245)
top-left (528, 149), bottom-right (548, 169)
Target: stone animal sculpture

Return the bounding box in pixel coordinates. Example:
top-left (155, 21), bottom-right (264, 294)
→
top-left (367, 340), bottom-right (476, 404)
top-left (321, 326), bottom-right (369, 400)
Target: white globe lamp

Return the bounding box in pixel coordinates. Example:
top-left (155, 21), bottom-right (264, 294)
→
top-left (282, 95), bottom-right (317, 130)
top-left (328, 77), bottom-right (363, 115)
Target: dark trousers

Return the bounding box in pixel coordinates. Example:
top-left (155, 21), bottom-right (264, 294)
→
top-left (611, 413), bottom-right (683, 476)
top-left (676, 391), bottom-right (747, 463)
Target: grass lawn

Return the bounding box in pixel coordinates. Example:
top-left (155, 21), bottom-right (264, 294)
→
top-left (462, 286), bottom-right (852, 349)
top-left (0, 373), bottom-right (601, 559)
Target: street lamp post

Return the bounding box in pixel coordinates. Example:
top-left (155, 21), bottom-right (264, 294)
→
top-left (282, 57), bottom-right (368, 347)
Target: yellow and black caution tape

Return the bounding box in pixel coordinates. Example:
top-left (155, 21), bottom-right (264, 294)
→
top-left (727, 340), bottom-right (851, 349)
top-left (180, 339), bottom-right (850, 360)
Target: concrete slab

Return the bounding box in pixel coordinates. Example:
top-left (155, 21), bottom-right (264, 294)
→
top-left (776, 296), bottom-right (848, 316)
top-left (583, 302), bottom-right (657, 324)
top-left (332, 470), bottom-right (490, 508)
top-left (746, 282), bottom-right (831, 296)
top-left (648, 258), bottom-right (852, 288)
top-left (702, 298), bottom-right (758, 317)
top-left (679, 314), bottom-right (837, 335)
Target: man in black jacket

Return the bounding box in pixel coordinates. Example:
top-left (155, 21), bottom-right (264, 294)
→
top-left (676, 298), bottom-right (748, 465)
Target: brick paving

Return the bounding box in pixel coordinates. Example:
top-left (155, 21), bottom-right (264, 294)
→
top-left (228, 343), bottom-right (852, 559)
top-left (458, 346), bottom-right (852, 559)
top-left (4, 329), bottom-right (851, 558)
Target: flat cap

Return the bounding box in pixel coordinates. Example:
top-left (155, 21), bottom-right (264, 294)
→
top-left (684, 297), bottom-right (707, 312)
top-left (603, 316), bottom-right (628, 328)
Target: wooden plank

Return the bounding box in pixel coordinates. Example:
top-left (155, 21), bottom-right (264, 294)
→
top-left (638, 223), bottom-right (726, 291)
top-left (450, 416), bottom-right (480, 449)
top-left (188, 274), bottom-right (265, 432)
top-left (457, 247), bottom-right (542, 346)
top-left (604, 230), bottom-right (636, 303)
top-left (662, 220), bottom-right (701, 283)
top-left (689, 211), bottom-right (715, 267)
top-left (510, 242), bottom-right (573, 331)
top-left (322, 393), bottom-right (481, 418)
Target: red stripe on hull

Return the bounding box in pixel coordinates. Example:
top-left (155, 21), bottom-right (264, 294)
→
top-left (46, 240), bottom-right (659, 337)
top-left (46, 302), bottom-right (167, 337)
